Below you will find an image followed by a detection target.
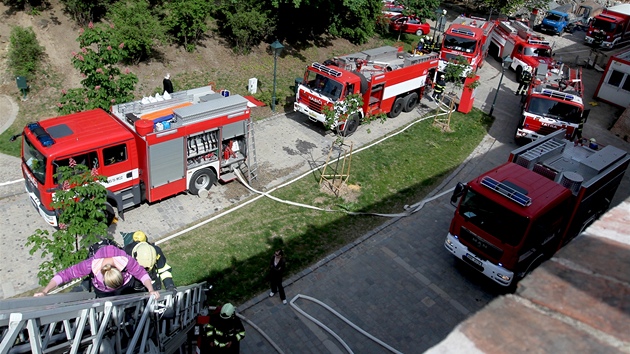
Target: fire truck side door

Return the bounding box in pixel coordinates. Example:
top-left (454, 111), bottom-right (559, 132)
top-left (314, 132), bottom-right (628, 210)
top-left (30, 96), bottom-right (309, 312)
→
top-left (101, 143), bottom-right (135, 189)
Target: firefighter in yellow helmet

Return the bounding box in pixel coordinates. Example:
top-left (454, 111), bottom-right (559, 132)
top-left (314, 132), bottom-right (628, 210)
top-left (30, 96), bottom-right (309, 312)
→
top-left (123, 231), bottom-right (176, 291)
top-left (204, 303), bottom-right (245, 353)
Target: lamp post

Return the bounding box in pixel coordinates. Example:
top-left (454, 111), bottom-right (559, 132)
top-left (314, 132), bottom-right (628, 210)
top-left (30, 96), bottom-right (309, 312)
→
top-left (270, 40), bottom-right (284, 112)
top-left (489, 56), bottom-right (513, 117)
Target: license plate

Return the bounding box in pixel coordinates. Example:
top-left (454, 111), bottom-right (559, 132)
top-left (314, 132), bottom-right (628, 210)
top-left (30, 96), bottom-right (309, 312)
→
top-left (308, 111), bottom-right (317, 118)
top-left (465, 254), bottom-right (482, 267)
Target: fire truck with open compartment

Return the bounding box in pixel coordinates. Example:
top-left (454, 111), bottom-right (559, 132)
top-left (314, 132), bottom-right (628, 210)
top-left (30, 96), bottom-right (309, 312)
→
top-left (21, 86), bottom-right (256, 227)
top-left (488, 18), bottom-right (555, 78)
top-left (438, 16), bottom-right (495, 76)
top-left (293, 46), bottom-right (439, 136)
top-left (445, 130), bottom-right (630, 287)
top-left (515, 62), bottom-right (588, 144)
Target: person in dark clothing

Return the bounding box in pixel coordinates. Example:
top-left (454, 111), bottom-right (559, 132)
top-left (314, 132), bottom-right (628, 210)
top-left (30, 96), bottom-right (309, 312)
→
top-left (516, 68), bottom-right (532, 95)
top-left (269, 249), bottom-right (287, 304)
top-left (124, 231), bottom-right (176, 292)
top-left (432, 74), bottom-right (446, 101)
top-left (163, 73), bottom-right (174, 94)
top-left (203, 303), bottom-right (245, 353)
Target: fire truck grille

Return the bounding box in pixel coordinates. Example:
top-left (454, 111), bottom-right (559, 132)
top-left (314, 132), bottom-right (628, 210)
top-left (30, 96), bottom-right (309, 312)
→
top-left (460, 227), bottom-right (504, 260)
top-left (307, 100), bottom-right (324, 114)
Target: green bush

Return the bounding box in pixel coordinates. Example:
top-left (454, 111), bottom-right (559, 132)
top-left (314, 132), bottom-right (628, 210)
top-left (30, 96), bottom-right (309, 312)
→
top-left (8, 26), bottom-right (44, 80)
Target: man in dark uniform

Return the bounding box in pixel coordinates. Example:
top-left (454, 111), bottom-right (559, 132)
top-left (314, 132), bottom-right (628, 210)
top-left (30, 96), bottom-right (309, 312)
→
top-left (433, 74), bottom-right (446, 101)
top-left (204, 303), bottom-right (246, 353)
top-left (163, 73), bottom-right (174, 94)
top-left (516, 68), bottom-right (532, 95)
top-left (124, 231), bottom-right (176, 291)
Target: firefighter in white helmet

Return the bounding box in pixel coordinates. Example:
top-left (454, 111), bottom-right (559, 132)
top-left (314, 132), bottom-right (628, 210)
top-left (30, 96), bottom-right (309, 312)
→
top-left (124, 231), bottom-right (176, 291)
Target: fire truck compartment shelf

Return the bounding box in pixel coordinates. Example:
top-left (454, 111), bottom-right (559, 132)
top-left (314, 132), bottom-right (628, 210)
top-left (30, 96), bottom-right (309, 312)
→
top-left (187, 131), bottom-right (219, 158)
top-left (174, 95), bottom-right (249, 125)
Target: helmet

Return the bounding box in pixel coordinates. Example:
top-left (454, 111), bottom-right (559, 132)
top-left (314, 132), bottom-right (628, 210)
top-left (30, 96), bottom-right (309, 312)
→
top-left (220, 303), bottom-right (235, 319)
top-left (133, 242), bottom-right (157, 269)
top-left (420, 38), bottom-right (424, 43)
top-left (440, 74), bottom-right (445, 79)
top-left (133, 231), bottom-right (147, 242)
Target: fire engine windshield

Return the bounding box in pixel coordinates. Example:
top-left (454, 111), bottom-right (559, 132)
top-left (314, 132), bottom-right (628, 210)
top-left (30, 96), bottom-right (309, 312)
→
top-left (458, 189), bottom-right (529, 246)
top-left (305, 71), bottom-right (343, 101)
top-left (592, 18), bottom-right (616, 32)
top-left (22, 135), bottom-right (47, 185)
top-left (523, 47), bottom-right (552, 58)
top-left (443, 34), bottom-right (477, 54)
top-left (528, 97), bottom-right (582, 124)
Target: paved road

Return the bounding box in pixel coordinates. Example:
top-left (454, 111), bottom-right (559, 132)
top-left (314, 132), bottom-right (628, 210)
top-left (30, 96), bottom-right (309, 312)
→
top-left (1, 24), bottom-right (630, 353)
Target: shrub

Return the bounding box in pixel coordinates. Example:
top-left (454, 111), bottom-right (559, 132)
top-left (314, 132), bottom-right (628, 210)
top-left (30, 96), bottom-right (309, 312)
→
top-left (7, 26), bottom-right (44, 80)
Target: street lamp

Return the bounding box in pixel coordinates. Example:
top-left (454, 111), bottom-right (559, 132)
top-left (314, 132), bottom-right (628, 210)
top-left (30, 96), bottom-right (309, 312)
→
top-left (270, 40), bottom-right (284, 112)
top-left (489, 56), bottom-right (513, 117)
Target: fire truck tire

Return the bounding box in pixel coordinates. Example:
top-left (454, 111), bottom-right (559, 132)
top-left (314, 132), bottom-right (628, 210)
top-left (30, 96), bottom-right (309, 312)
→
top-left (403, 92), bottom-right (419, 112)
top-left (515, 66), bottom-right (523, 83)
top-left (105, 202), bottom-right (116, 226)
top-left (189, 168), bottom-right (217, 195)
top-left (337, 113), bottom-right (360, 137)
top-left (388, 97), bottom-right (404, 118)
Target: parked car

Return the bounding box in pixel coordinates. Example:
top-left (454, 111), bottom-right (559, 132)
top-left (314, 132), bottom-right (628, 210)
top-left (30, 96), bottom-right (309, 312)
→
top-left (382, 1), bottom-right (404, 18)
top-left (389, 15), bottom-right (431, 35)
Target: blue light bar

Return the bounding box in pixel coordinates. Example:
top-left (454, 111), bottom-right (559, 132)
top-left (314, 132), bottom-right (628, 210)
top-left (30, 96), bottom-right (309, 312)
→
top-left (27, 122), bottom-right (55, 147)
top-left (312, 62), bottom-right (342, 77)
top-left (480, 176), bottom-right (532, 207)
top-left (452, 28), bottom-right (475, 36)
top-left (541, 89), bottom-right (574, 101)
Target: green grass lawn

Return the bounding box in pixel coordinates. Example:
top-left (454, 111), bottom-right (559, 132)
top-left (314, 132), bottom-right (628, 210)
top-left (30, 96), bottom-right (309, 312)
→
top-left (161, 109), bottom-right (493, 305)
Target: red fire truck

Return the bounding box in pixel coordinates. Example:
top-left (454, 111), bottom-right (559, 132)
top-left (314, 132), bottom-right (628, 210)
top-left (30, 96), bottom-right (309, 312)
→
top-left (21, 86), bottom-right (254, 227)
top-left (585, 3), bottom-right (630, 49)
top-left (515, 63), bottom-right (588, 144)
top-left (445, 130), bottom-right (630, 287)
top-left (488, 19), bottom-right (555, 78)
top-left (293, 46), bottom-right (439, 136)
top-left (438, 16), bottom-right (494, 75)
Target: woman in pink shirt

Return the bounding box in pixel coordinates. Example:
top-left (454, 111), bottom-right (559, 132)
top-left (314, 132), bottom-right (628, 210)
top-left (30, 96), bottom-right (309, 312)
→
top-left (34, 245), bottom-right (160, 299)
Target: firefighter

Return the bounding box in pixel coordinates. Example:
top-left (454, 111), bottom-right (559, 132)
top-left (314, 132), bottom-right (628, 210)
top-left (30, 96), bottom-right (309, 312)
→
top-left (124, 231), bottom-right (176, 291)
top-left (433, 74), bottom-right (446, 101)
top-left (415, 38), bottom-right (425, 54)
top-left (203, 303), bottom-right (246, 353)
top-left (516, 68), bottom-right (533, 95)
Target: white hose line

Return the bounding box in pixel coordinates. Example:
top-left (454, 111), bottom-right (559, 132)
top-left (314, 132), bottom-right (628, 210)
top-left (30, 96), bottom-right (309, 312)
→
top-left (290, 294), bottom-right (404, 354)
top-left (237, 313), bottom-right (286, 354)
top-left (156, 110), bottom-right (450, 245)
top-left (0, 178), bottom-right (23, 186)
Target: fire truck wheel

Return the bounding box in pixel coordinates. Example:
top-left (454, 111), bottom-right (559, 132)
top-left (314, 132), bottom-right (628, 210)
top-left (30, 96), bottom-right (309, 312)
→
top-left (337, 114), bottom-right (360, 137)
top-left (105, 202), bottom-right (117, 226)
top-left (387, 97), bottom-right (404, 118)
top-left (189, 168), bottom-right (217, 195)
top-left (403, 93), bottom-right (419, 112)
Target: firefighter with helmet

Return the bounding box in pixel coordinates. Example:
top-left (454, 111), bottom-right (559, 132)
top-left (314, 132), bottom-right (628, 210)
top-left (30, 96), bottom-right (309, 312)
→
top-left (203, 303), bottom-right (246, 353)
top-left (516, 68), bottom-right (533, 96)
top-left (124, 231), bottom-right (176, 291)
top-left (433, 74), bottom-right (446, 101)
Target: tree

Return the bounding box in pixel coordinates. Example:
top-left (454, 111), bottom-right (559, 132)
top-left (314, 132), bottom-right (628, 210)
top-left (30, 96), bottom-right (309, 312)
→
top-left (7, 26), bottom-right (44, 80)
top-left (163, 0), bottom-right (211, 52)
top-left (220, 5), bottom-right (275, 54)
top-left (57, 22), bottom-right (138, 114)
top-left (322, 93), bottom-right (386, 137)
top-left (479, 0), bottom-right (549, 17)
top-left (108, 0), bottom-right (166, 64)
top-left (59, 0), bottom-right (110, 25)
top-left (397, 0), bottom-right (442, 22)
top-left (27, 159), bottom-right (109, 286)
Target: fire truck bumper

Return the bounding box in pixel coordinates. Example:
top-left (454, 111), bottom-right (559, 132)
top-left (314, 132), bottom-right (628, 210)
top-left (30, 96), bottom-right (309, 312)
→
top-left (516, 128), bottom-right (544, 142)
top-left (25, 187), bottom-right (58, 227)
top-left (444, 233), bottom-right (514, 286)
top-left (294, 102), bottom-right (327, 125)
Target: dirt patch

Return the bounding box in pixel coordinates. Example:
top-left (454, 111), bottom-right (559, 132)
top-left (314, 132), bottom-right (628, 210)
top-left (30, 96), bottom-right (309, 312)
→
top-left (319, 180), bottom-right (361, 204)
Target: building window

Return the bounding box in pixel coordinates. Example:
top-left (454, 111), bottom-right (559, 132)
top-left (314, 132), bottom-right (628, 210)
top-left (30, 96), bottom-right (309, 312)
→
top-left (608, 69), bottom-right (624, 87)
top-left (622, 76), bottom-right (630, 92)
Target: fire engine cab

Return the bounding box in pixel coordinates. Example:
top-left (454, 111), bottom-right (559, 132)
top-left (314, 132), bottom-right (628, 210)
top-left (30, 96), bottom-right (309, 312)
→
top-left (516, 63), bottom-right (588, 143)
top-left (22, 86), bottom-right (255, 227)
top-left (488, 19), bottom-right (555, 78)
top-left (438, 16), bottom-right (494, 75)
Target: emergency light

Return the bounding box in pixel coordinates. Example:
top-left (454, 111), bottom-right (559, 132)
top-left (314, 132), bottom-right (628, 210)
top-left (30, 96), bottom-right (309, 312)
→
top-left (27, 122), bottom-right (55, 147)
top-left (480, 176), bottom-right (532, 206)
top-left (312, 62), bottom-right (343, 77)
top-left (451, 28), bottom-right (475, 37)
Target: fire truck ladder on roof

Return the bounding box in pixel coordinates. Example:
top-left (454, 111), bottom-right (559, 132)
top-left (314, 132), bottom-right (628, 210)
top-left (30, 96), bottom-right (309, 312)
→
top-left (0, 283), bottom-right (207, 354)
